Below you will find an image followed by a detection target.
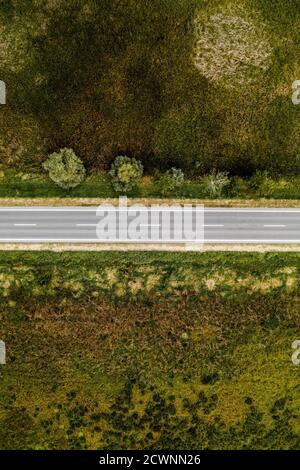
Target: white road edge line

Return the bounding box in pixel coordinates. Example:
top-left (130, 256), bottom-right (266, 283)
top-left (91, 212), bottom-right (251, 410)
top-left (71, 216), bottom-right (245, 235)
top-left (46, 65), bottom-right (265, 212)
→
top-left (0, 207), bottom-right (300, 212)
top-left (264, 225), bottom-right (286, 227)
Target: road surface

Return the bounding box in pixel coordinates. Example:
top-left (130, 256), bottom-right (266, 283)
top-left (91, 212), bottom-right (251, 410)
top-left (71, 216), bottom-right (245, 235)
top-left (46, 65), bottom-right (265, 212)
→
top-left (0, 207), bottom-right (300, 243)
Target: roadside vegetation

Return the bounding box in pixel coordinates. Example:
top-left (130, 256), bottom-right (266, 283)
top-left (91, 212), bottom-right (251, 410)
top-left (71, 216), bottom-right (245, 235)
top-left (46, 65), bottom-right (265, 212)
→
top-left (0, 251), bottom-right (299, 449)
top-left (1, 166), bottom-right (300, 200)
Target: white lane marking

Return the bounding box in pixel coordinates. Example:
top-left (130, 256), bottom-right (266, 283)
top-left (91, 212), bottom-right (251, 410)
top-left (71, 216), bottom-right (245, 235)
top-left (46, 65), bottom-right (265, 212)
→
top-left (0, 207), bottom-right (300, 212)
top-left (0, 207), bottom-right (99, 211)
top-left (204, 209), bottom-right (300, 212)
top-left (264, 225), bottom-right (286, 227)
top-left (14, 223), bottom-right (37, 226)
top-left (76, 224), bottom-right (97, 226)
top-left (140, 224), bottom-right (160, 227)
top-left (0, 239), bottom-right (300, 244)
top-left (203, 239), bottom-right (300, 243)
top-left (204, 224), bottom-right (224, 227)
top-left (0, 239), bottom-right (204, 243)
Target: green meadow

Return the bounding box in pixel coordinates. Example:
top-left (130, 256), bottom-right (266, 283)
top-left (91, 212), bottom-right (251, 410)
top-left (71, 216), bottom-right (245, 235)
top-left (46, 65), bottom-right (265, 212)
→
top-left (0, 252), bottom-right (299, 449)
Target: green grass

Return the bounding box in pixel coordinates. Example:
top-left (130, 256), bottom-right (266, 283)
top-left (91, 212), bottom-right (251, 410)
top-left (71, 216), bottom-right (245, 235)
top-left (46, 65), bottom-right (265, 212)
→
top-left (1, 0), bottom-right (300, 177)
top-left (1, 168), bottom-right (300, 199)
top-left (0, 251), bottom-right (299, 449)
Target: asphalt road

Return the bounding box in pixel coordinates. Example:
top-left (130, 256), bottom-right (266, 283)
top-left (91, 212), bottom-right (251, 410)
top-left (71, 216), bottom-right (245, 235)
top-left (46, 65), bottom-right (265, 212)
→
top-left (0, 207), bottom-right (300, 243)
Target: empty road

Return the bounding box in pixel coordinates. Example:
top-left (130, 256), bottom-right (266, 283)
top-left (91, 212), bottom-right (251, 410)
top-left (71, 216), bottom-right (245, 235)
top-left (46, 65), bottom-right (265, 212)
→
top-left (0, 207), bottom-right (300, 243)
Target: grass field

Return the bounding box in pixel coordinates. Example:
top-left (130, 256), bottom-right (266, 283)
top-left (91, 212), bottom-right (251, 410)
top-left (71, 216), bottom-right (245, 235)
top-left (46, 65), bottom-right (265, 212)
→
top-left (0, 251), bottom-right (299, 449)
top-left (1, 1), bottom-right (300, 178)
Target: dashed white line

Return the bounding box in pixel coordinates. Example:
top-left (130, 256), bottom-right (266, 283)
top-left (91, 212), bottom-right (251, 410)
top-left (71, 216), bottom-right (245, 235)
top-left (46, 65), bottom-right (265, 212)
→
top-left (204, 224), bottom-right (224, 227)
top-left (14, 223), bottom-right (37, 227)
top-left (76, 224), bottom-right (97, 227)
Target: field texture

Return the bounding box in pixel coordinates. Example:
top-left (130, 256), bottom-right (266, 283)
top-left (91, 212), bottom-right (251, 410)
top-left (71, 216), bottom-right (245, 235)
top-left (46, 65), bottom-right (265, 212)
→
top-left (0, 252), bottom-right (299, 449)
top-left (1, 0), bottom-right (300, 176)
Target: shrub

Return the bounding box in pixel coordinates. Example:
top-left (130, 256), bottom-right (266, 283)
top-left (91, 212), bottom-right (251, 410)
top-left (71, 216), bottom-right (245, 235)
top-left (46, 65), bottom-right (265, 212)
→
top-left (199, 170), bottom-right (230, 198)
top-left (256, 177), bottom-right (278, 198)
top-left (250, 171), bottom-right (292, 198)
top-left (43, 148), bottom-right (86, 189)
top-left (158, 168), bottom-right (185, 195)
top-left (249, 171), bottom-right (270, 191)
top-left (250, 171), bottom-right (276, 197)
top-left (109, 156), bottom-right (143, 193)
top-left (229, 177), bottom-right (252, 198)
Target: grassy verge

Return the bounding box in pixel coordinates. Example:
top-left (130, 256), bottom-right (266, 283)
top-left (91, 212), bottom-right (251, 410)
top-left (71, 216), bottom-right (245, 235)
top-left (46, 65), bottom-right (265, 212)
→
top-left (0, 251), bottom-right (300, 449)
top-left (0, 197), bottom-right (300, 207)
top-left (0, 168), bottom-right (300, 201)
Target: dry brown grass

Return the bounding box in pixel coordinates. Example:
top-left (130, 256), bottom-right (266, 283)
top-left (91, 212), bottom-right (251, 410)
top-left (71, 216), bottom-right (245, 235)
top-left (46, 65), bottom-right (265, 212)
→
top-left (0, 197), bottom-right (300, 207)
top-left (0, 242), bottom-right (299, 252)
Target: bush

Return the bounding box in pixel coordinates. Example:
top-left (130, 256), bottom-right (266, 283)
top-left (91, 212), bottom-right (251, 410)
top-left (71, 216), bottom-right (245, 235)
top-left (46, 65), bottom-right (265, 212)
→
top-left (158, 168), bottom-right (185, 195)
top-left (250, 171), bottom-right (277, 197)
top-left (249, 171), bottom-right (270, 191)
top-left (43, 148), bottom-right (86, 189)
top-left (250, 171), bottom-right (292, 198)
top-left (109, 156), bottom-right (143, 193)
top-left (199, 170), bottom-right (230, 198)
top-left (229, 177), bottom-right (252, 198)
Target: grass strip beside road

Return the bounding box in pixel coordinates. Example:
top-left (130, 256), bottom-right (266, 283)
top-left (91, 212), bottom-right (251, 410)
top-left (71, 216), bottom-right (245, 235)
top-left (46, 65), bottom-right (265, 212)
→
top-left (0, 197), bottom-right (300, 207)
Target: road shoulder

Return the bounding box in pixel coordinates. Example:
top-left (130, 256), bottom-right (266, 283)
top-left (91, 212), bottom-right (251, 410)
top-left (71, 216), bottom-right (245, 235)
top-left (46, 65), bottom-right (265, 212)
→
top-left (0, 197), bottom-right (299, 208)
top-left (0, 243), bottom-right (299, 252)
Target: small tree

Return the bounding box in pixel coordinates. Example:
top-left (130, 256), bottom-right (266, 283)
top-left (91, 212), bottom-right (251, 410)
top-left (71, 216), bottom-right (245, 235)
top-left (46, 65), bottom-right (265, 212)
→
top-left (43, 148), bottom-right (86, 189)
top-left (110, 156), bottom-right (143, 193)
top-left (159, 167), bottom-right (185, 195)
top-left (200, 170), bottom-right (230, 198)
